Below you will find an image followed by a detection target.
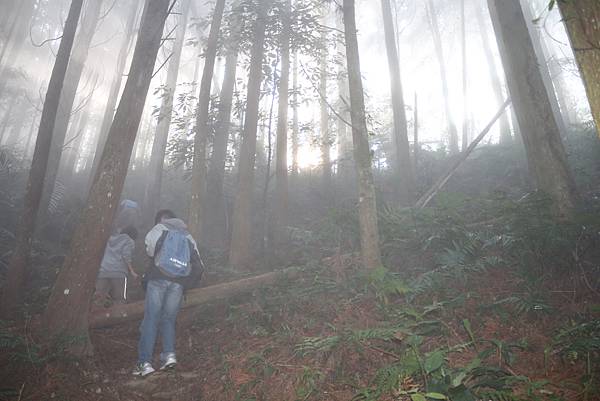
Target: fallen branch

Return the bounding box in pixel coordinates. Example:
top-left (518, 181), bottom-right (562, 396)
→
top-left (89, 267), bottom-right (303, 328)
top-left (415, 98), bottom-right (511, 209)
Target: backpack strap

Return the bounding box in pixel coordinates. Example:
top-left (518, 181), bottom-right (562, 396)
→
top-left (153, 230), bottom-right (169, 263)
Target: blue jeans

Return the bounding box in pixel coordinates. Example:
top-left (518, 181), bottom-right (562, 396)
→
top-left (138, 279), bottom-right (183, 364)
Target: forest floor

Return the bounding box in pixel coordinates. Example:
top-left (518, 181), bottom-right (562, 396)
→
top-left (2, 196), bottom-right (600, 401)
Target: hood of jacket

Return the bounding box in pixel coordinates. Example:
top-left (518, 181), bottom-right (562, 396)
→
top-left (107, 233), bottom-right (133, 248)
top-left (161, 218), bottom-right (188, 231)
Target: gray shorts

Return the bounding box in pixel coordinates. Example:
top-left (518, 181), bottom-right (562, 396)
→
top-left (95, 277), bottom-right (128, 302)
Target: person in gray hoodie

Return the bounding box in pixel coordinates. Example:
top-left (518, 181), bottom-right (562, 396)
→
top-left (95, 226), bottom-right (139, 305)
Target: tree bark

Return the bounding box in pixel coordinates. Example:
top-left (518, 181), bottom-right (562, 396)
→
top-left (89, 267), bottom-right (302, 328)
top-left (89, 0), bottom-right (140, 187)
top-left (0, 99), bottom-right (17, 145)
top-left (319, 9), bottom-right (332, 191)
top-left (488, 0), bottom-right (578, 218)
top-left (558, 0), bottom-right (600, 133)
top-left (43, 0), bottom-right (171, 353)
top-left (38, 0), bottom-right (104, 226)
top-left (204, 5), bottom-right (243, 248)
top-left (291, 52), bottom-right (300, 181)
top-left (461, 0), bottom-right (469, 151)
top-left (475, 1), bottom-right (511, 143)
top-left (0, 0), bottom-right (85, 318)
top-left (229, 0), bottom-right (268, 269)
top-left (188, 0), bottom-right (227, 242)
top-left (59, 93), bottom-right (92, 190)
top-left (426, 0), bottom-right (459, 154)
top-left (273, 0), bottom-right (291, 237)
top-left (380, 0), bottom-right (415, 204)
top-left (336, 12), bottom-right (352, 185)
top-left (413, 92), bottom-right (419, 172)
top-left (0, 0), bottom-right (36, 97)
top-left (343, 0), bottom-right (382, 269)
top-left (146, 0), bottom-right (192, 222)
top-left (520, 0), bottom-right (568, 138)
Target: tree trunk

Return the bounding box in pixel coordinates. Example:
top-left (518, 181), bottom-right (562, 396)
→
top-left (0, 99), bottom-right (17, 144)
top-left (38, 0), bottom-right (104, 226)
top-left (3, 96), bottom-right (26, 148)
top-left (22, 113), bottom-right (40, 162)
top-left (291, 52), bottom-right (300, 181)
top-left (543, 37), bottom-right (575, 129)
top-left (475, 1), bottom-right (511, 143)
top-left (89, 0), bottom-right (140, 187)
top-left (336, 12), bottom-right (352, 185)
top-left (0, 0), bottom-right (36, 97)
top-left (188, 0), bottom-right (227, 242)
top-left (43, 0), bottom-right (171, 353)
top-left (488, 0), bottom-right (578, 218)
top-left (343, 0), bottom-right (382, 269)
top-left (319, 10), bottom-right (332, 191)
top-left (204, 5), bottom-right (243, 248)
top-left (0, 0), bottom-right (85, 318)
top-left (426, 0), bottom-right (459, 154)
top-left (520, 0), bottom-right (568, 138)
top-left (229, 0), bottom-right (268, 269)
top-left (558, 0), bottom-right (600, 133)
top-left (90, 267), bottom-right (302, 328)
top-left (60, 96), bottom-right (92, 190)
top-left (380, 0), bottom-right (415, 204)
top-left (461, 0), bottom-right (469, 151)
top-left (413, 92), bottom-right (419, 172)
top-left (146, 0), bottom-right (192, 222)
top-left (205, 53), bottom-right (239, 247)
top-left (273, 0), bottom-right (291, 237)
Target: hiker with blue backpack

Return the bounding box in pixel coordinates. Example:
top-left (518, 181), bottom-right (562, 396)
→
top-left (133, 209), bottom-right (204, 377)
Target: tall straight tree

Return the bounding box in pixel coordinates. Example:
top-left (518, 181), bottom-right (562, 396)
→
top-left (342, 0), bottom-right (382, 269)
top-left (475, 1), bottom-right (511, 142)
top-left (291, 52), bottom-right (300, 181)
top-left (59, 96), bottom-right (92, 189)
top-left (0, 0), bottom-right (85, 317)
top-left (146, 0), bottom-right (192, 220)
top-left (229, 0), bottom-right (268, 269)
top-left (38, 0), bottom-right (104, 225)
top-left (380, 0), bottom-right (415, 204)
top-left (90, 0), bottom-right (140, 185)
top-left (520, 1), bottom-right (568, 138)
top-left (558, 0), bottom-right (600, 133)
top-left (461, 0), bottom-right (468, 150)
top-left (319, 7), bottom-right (332, 190)
top-left (426, 0), bottom-right (459, 154)
top-left (188, 0), bottom-right (227, 242)
top-left (43, 0), bottom-right (171, 351)
top-left (0, 0), bottom-right (36, 97)
top-left (488, 0), bottom-right (577, 217)
top-left (205, 5), bottom-right (243, 248)
top-left (335, 12), bottom-right (352, 184)
top-left (273, 0), bottom-right (292, 236)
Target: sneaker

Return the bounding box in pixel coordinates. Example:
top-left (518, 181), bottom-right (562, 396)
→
top-left (160, 353), bottom-right (177, 370)
top-left (132, 362), bottom-right (155, 377)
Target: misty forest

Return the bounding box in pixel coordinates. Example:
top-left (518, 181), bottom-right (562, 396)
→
top-left (1, 0), bottom-right (600, 399)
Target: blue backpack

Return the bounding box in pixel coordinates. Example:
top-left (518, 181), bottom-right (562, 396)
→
top-left (155, 229), bottom-right (192, 278)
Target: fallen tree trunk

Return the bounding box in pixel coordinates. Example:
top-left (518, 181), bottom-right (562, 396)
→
top-left (90, 267), bottom-right (302, 328)
top-left (415, 98), bottom-right (511, 209)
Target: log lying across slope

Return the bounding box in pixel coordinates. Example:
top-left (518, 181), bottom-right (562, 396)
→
top-left (89, 267), bottom-right (302, 328)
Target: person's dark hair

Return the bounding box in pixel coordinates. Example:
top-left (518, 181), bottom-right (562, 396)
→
top-left (155, 209), bottom-right (176, 224)
top-left (121, 225), bottom-right (138, 240)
